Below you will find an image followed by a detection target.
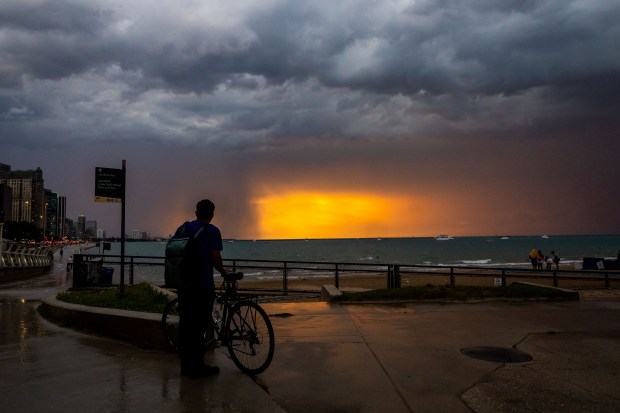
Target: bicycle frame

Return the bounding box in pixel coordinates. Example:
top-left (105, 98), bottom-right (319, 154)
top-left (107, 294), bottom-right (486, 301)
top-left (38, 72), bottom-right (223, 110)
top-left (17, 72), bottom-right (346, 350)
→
top-left (211, 278), bottom-right (238, 343)
top-left (162, 272), bottom-right (274, 375)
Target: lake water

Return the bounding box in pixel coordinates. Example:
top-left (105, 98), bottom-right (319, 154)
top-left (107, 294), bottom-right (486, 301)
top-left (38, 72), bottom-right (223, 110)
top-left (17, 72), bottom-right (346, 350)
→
top-left (100, 235), bottom-right (620, 269)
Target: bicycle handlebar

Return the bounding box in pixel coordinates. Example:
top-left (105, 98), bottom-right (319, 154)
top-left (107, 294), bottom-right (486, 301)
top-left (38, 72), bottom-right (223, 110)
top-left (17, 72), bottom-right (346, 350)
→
top-left (223, 271), bottom-right (244, 281)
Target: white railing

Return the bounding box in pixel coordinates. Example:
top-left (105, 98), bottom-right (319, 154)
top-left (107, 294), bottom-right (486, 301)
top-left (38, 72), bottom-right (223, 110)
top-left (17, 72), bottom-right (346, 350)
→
top-left (0, 243), bottom-right (54, 269)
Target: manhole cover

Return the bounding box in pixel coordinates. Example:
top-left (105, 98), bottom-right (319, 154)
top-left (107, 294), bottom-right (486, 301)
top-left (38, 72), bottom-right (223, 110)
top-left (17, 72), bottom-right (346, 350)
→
top-left (460, 346), bottom-right (533, 363)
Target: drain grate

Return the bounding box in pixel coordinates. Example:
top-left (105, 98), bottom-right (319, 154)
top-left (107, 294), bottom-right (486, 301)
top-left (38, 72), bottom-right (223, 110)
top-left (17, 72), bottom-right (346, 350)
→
top-left (460, 346), bottom-right (533, 363)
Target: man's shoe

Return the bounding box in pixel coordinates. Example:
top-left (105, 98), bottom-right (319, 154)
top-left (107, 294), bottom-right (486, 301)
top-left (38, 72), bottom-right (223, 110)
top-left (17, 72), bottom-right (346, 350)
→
top-left (200, 365), bottom-right (220, 376)
top-left (181, 364), bottom-right (220, 379)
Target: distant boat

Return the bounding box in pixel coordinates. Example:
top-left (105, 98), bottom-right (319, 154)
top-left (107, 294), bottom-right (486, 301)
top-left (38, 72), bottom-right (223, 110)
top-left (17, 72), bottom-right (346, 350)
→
top-left (435, 234), bottom-right (454, 241)
top-left (500, 236), bottom-right (510, 240)
top-left (541, 235), bottom-right (549, 239)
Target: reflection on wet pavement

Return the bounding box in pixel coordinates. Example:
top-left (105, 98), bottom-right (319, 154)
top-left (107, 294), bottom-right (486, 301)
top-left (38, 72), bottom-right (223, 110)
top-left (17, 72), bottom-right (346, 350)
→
top-left (0, 300), bottom-right (47, 346)
top-left (0, 248), bottom-right (78, 347)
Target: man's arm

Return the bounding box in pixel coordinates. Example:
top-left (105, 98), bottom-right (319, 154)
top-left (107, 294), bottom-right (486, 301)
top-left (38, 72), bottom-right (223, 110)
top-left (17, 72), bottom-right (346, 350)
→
top-left (211, 250), bottom-right (228, 275)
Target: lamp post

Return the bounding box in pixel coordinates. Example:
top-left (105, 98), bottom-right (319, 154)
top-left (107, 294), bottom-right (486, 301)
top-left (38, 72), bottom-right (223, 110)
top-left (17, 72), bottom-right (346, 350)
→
top-left (0, 222), bottom-right (4, 251)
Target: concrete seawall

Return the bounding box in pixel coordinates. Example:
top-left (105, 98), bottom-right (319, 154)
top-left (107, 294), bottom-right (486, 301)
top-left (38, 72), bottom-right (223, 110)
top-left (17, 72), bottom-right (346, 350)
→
top-left (0, 266), bottom-right (52, 282)
top-left (38, 296), bottom-right (169, 351)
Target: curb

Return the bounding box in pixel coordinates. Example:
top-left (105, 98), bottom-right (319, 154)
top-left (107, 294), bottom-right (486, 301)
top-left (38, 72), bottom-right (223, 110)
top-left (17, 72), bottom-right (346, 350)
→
top-left (38, 296), bottom-right (170, 351)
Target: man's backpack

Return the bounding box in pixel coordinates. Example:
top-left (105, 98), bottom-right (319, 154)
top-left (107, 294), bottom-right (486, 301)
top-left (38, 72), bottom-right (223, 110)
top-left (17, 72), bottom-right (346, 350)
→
top-left (164, 222), bottom-right (205, 288)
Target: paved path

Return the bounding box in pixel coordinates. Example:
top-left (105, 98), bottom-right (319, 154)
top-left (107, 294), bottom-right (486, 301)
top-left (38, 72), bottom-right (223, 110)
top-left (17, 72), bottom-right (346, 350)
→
top-left (258, 299), bottom-right (620, 413)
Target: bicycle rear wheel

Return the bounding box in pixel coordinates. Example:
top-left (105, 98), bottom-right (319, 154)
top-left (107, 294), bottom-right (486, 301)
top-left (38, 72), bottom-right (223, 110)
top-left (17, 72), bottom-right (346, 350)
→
top-left (225, 300), bottom-right (275, 375)
top-left (161, 297), bottom-right (180, 352)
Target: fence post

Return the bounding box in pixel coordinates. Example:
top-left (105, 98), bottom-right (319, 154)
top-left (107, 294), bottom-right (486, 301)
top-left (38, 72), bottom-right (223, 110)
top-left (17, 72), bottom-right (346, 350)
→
top-left (232, 259), bottom-right (237, 272)
top-left (283, 262), bottom-right (288, 295)
top-left (605, 272), bottom-right (610, 288)
top-left (394, 264), bottom-right (401, 288)
top-left (450, 267), bottom-right (455, 287)
top-left (501, 269), bottom-right (506, 287)
top-left (129, 256), bottom-right (134, 285)
top-left (72, 254), bottom-right (83, 288)
top-left (386, 265), bottom-right (401, 288)
top-left (552, 270), bottom-right (558, 287)
top-left (335, 263), bottom-right (339, 289)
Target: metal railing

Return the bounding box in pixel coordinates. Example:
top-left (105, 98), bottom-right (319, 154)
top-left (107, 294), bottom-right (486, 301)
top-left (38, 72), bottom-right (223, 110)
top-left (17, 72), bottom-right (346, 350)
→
top-left (0, 243), bottom-right (54, 269)
top-left (73, 254), bottom-right (620, 293)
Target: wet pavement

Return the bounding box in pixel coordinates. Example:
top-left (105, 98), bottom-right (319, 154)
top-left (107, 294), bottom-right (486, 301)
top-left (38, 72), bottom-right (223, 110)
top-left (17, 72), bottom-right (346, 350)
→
top-left (260, 299), bottom-right (620, 413)
top-left (2, 247), bottom-right (620, 412)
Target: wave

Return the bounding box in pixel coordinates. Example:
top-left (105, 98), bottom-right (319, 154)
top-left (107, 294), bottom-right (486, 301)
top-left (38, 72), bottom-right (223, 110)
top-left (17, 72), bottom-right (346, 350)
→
top-left (460, 259), bottom-right (492, 265)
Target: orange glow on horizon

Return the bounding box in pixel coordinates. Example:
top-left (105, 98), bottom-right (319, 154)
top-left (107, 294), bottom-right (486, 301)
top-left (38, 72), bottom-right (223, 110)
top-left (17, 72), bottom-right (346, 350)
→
top-left (254, 192), bottom-right (422, 239)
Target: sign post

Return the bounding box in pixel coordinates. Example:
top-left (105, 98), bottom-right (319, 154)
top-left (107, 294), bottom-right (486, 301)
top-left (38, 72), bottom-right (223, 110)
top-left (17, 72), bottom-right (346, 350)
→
top-left (95, 161), bottom-right (126, 295)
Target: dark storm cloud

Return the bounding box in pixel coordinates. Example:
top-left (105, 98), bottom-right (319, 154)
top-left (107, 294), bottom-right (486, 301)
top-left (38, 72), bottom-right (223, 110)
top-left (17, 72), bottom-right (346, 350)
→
top-left (0, 1), bottom-right (116, 87)
top-left (1, 0), bottom-right (617, 145)
top-left (2, 1), bottom-right (618, 107)
top-left (0, 0), bottom-right (108, 34)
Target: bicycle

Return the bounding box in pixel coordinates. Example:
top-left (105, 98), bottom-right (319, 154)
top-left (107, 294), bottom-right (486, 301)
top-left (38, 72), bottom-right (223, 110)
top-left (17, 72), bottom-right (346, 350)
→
top-left (161, 272), bottom-right (275, 375)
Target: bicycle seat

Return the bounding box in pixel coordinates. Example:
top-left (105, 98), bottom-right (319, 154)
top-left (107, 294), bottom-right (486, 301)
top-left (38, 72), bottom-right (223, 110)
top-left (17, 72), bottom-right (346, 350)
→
top-left (223, 271), bottom-right (244, 281)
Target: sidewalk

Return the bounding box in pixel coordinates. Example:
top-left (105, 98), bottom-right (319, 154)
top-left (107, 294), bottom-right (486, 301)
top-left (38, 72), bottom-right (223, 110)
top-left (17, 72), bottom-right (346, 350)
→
top-left (2, 290), bottom-right (620, 412)
top-left (258, 298), bottom-right (620, 413)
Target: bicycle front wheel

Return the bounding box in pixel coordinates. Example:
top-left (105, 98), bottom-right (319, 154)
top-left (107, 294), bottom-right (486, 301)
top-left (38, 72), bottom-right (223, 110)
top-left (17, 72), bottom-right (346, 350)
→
top-left (161, 297), bottom-right (180, 352)
top-left (225, 300), bottom-right (275, 375)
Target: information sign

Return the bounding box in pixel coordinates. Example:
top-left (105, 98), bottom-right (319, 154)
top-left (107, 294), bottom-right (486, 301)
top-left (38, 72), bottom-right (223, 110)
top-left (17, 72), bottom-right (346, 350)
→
top-left (95, 167), bottom-right (124, 202)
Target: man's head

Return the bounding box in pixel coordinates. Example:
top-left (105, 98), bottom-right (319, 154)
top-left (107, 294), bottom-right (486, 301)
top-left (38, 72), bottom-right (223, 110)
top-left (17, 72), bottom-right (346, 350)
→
top-left (196, 199), bottom-right (215, 220)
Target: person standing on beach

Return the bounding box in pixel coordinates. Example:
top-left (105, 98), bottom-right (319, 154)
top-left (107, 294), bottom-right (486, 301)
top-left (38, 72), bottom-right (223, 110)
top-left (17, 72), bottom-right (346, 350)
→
top-left (537, 250), bottom-right (545, 270)
top-left (529, 248), bottom-right (538, 269)
top-left (174, 199), bottom-right (230, 378)
top-left (551, 250), bottom-right (560, 270)
top-left (545, 255), bottom-right (553, 270)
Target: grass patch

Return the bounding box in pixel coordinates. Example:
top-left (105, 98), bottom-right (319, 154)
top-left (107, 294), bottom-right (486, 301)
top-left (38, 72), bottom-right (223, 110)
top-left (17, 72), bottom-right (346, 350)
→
top-left (334, 283), bottom-right (576, 302)
top-left (56, 283), bottom-right (170, 313)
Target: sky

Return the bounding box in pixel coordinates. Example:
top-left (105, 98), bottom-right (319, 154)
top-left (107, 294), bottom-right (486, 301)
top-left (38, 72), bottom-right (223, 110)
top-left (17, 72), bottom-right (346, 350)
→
top-left (1, 0), bottom-right (619, 239)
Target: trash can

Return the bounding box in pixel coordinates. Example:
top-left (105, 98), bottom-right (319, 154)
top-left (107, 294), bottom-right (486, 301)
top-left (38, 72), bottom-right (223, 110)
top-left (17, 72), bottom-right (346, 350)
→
top-left (72, 257), bottom-right (102, 287)
top-left (99, 267), bottom-right (114, 284)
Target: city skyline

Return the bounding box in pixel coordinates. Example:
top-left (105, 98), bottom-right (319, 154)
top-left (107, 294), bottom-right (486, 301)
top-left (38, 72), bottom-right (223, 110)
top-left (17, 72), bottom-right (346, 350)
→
top-left (0, 162), bottom-right (151, 240)
top-left (2, 1), bottom-right (620, 239)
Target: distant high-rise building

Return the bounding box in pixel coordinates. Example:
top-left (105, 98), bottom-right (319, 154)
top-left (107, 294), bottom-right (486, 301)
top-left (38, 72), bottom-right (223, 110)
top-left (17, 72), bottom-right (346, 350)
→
top-left (85, 220), bottom-right (97, 238)
top-left (0, 164), bottom-right (46, 229)
top-left (57, 195), bottom-right (66, 239)
top-left (77, 215), bottom-right (86, 239)
top-left (65, 218), bottom-right (75, 239)
top-left (96, 228), bottom-right (106, 239)
top-left (45, 189), bottom-right (58, 240)
top-left (0, 184), bottom-right (12, 223)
